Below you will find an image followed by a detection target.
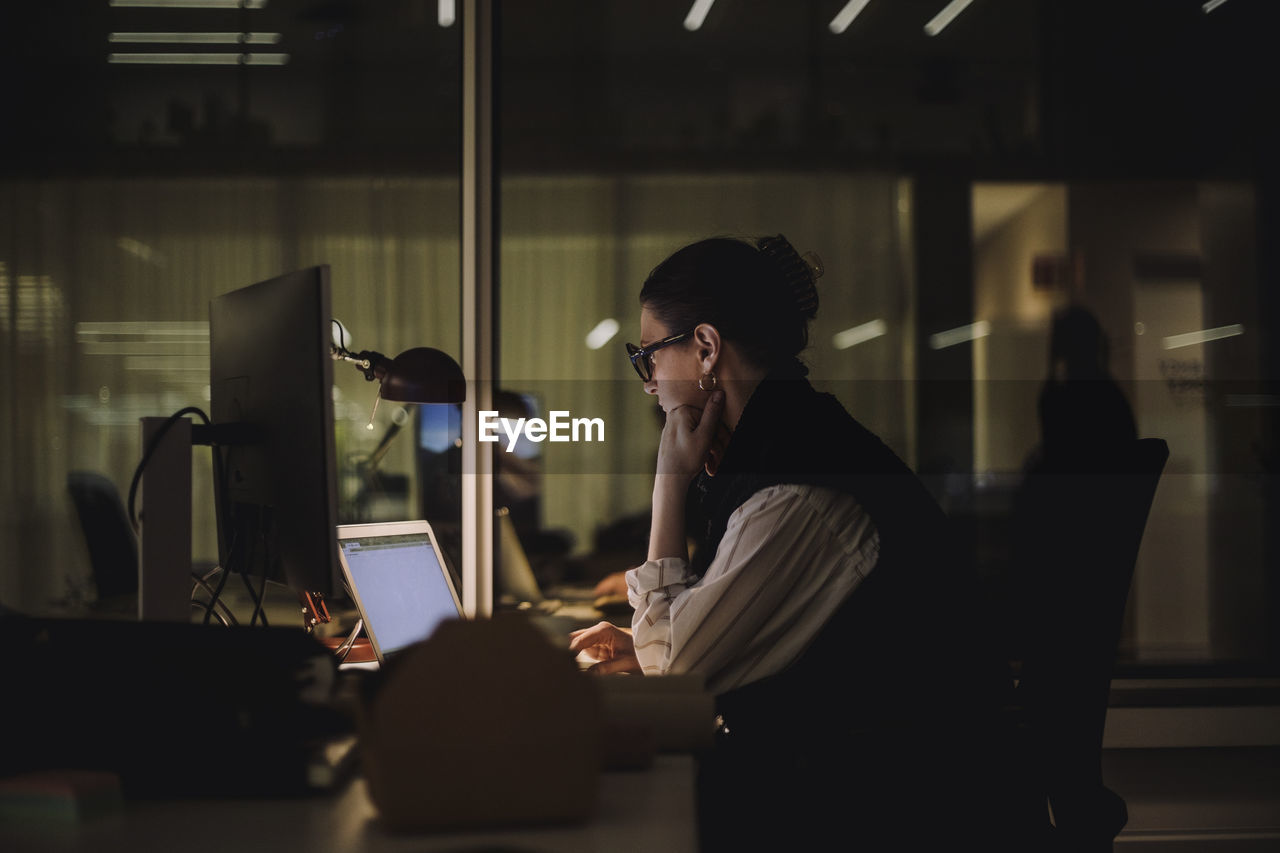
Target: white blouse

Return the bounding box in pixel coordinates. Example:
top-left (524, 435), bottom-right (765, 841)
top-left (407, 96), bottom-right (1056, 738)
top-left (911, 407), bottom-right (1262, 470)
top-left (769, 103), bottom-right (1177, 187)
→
top-left (625, 482), bottom-right (881, 695)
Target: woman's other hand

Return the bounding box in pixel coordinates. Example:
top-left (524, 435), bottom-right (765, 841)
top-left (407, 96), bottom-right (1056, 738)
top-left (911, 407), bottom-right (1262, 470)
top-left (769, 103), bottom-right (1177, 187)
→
top-left (657, 389), bottom-right (726, 480)
top-left (568, 621), bottom-right (641, 675)
top-left (593, 571), bottom-right (629, 598)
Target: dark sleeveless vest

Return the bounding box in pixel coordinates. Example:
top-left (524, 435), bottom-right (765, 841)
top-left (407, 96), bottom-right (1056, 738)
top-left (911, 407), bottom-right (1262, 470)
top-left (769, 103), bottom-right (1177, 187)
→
top-left (693, 376), bottom-right (1012, 752)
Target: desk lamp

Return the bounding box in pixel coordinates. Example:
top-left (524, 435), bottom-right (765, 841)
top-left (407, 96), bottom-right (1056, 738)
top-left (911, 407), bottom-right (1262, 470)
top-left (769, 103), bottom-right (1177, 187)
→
top-left (330, 333), bottom-right (467, 406)
top-left (317, 327), bottom-right (466, 656)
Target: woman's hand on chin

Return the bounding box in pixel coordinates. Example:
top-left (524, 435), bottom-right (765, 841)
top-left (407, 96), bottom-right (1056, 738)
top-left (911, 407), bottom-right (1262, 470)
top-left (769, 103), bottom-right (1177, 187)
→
top-left (657, 389), bottom-right (725, 481)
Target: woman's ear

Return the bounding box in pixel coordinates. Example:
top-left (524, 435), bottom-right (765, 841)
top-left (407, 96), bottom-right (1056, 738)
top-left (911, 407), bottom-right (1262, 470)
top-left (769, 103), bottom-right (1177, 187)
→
top-left (694, 323), bottom-right (722, 372)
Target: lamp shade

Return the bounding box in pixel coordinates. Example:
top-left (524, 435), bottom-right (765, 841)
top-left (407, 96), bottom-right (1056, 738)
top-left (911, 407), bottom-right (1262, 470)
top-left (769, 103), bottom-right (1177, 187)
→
top-left (378, 347), bottom-right (467, 404)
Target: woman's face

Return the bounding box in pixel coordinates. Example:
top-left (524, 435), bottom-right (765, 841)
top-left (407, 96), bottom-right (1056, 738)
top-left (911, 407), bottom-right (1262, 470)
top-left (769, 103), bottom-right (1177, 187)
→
top-left (639, 306), bottom-right (705, 414)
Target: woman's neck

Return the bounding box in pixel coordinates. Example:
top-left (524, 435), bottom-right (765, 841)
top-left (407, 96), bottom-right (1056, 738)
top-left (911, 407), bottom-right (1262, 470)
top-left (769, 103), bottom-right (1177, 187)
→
top-left (711, 347), bottom-right (765, 431)
top-left (719, 378), bottom-right (757, 432)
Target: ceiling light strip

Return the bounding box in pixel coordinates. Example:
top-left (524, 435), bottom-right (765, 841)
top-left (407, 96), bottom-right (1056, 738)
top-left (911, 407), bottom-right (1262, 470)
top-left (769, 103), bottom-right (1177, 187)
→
top-left (1202, 0), bottom-right (1230, 12)
top-left (438, 0), bottom-right (456, 27)
top-left (77, 321), bottom-right (209, 337)
top-left (928, 320), bottom-right (990, 350)
top-left (829, 0), bottom-right (873, 35)
top-left (108, 52), bottom-right (289, 65)
top-left (924, 0), bottom-right (975, 37)
top-left (833, 319), bottom-right (887, 350)
top-left (684, 0), bottom-right (716, 31)
top-left (109, 0), bottom-right (267, 8)
top-left (109, 32), bottom-right (282, 44)
top-left (585, 318), bottom-right (620, 351)
top-left (1162, 324), bottom-right (1244, 350)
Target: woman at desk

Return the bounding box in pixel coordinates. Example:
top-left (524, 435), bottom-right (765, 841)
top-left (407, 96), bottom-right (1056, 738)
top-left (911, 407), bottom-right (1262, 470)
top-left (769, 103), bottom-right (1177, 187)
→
top-left (570, 235), bottom-right (1028, 851)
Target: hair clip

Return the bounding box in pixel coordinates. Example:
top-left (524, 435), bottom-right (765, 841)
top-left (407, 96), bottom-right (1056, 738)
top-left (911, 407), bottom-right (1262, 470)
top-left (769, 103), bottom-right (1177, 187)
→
top-left (801, 250), bottom-right (824, 282)
top-left (757, 234), bottom-right (821, 315)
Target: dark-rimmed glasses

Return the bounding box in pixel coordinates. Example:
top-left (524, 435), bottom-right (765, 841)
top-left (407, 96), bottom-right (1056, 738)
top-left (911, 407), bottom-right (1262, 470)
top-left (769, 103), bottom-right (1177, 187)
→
top-left (625, 329), bottom-right (694, 381)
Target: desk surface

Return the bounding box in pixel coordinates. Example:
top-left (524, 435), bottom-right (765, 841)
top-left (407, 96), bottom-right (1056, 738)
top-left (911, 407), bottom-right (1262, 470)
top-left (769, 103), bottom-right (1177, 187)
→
top-left (1, 756), bottom-right (697, 853)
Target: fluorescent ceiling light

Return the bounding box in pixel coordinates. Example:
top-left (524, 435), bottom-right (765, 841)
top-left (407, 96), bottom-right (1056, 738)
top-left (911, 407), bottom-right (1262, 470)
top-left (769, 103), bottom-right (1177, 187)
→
top-left (684, 0), bottom-right (716, 31)
top-left (829, 0), bottom-right (873, 35)
top-left (76, 321), bottom-right (209, 339)
top-left (116, 237), bottom-right (167, 266)
top-left (109, 0), bottom-right (267, 7)
top-left (928, 320), bottom-right (990, 350)
top-left (438, 0), bottom-right (456, 27)
top-left (924, 0), bottom-right (975, 37)
top-left (108, 52), bottom-right (289, 65)
top-left (832, 319), bottom-right (887, 350)
top-left (109, 32), bottom-right (282, 44)
top-left (1202, 0), bottom-right (1230, 12)
top-left (1162, 323), bottom-right (1243, 350)
top-left (585, 318), bottom-right (620, 351)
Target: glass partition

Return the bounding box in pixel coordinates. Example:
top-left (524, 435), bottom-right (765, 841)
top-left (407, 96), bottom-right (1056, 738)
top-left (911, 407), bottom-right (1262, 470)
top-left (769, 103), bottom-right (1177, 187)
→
top-left (490, 1), bottom-right (1276, 676)
top-left (970, 180), bottom-right (1269, 668)
top-left (496, 174), bottom-right (916, 593)
top-left (1, 1), bottom-right (461, 619)
top-left (2, 1), bottom-right (1274, 679)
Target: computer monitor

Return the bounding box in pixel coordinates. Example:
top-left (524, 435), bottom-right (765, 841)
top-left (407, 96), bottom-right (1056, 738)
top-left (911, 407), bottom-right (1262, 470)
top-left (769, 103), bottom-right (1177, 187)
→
top-left (209, 265), bottom-right (341, 600)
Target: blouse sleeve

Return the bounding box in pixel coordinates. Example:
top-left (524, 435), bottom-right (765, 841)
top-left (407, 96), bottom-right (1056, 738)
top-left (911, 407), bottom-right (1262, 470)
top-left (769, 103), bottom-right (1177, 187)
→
top-left (625, 483), bottom-right (878, 685)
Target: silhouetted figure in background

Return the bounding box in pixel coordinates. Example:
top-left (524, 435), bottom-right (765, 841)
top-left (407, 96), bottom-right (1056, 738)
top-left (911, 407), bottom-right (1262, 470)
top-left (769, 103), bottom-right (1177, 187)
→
top-left (491, 390), bottom-right (575, 586)
top-left (1009, 304), bottom-right (1142, 850)
top-left (1031, 305), bottom-right (1137, 474)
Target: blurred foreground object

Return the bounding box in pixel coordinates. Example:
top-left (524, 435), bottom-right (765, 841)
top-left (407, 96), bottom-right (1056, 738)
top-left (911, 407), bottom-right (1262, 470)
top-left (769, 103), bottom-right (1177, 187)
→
top-left (356, 614), bottom-right (602, 832)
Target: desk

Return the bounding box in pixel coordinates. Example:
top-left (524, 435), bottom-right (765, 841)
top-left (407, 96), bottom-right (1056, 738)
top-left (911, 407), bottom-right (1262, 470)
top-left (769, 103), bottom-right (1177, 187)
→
top-left (1, 756), bottom-right (698, 853)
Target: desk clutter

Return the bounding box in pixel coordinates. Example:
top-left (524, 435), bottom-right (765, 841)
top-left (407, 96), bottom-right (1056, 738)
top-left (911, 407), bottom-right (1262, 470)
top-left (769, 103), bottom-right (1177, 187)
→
top-left (0, 610), bottom-right (713, 834)
top-left (0, 614), bottom-right (352, 800)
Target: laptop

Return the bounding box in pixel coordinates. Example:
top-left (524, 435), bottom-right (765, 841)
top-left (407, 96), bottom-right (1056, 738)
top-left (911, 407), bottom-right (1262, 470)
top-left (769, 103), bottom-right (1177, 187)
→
top-left (335, 520), bottom-right (464, 668)
top-left (497, 508), bottom-right (601, 623)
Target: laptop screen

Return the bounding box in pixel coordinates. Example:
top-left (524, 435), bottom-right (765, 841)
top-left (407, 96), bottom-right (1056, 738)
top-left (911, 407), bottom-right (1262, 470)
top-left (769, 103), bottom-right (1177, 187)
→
top-left (336, 522), bottom-right (462, 660)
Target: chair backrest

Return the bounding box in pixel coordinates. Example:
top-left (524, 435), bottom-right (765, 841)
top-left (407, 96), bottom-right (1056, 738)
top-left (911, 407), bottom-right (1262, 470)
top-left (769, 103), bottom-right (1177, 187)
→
top-left (66, 470), bottom-right (139, 599)
top-left (1011, 437), bottom-right (1168, 825)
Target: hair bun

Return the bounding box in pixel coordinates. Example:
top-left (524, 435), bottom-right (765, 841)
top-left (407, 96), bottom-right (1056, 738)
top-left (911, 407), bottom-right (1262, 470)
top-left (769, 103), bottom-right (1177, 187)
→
top-left (756, 234), bottom-right (822, 318)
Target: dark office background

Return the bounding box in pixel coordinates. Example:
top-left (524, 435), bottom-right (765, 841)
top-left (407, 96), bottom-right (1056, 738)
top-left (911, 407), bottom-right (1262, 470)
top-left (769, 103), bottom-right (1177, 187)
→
top-left (1, 1), bottom-right (1276, 674)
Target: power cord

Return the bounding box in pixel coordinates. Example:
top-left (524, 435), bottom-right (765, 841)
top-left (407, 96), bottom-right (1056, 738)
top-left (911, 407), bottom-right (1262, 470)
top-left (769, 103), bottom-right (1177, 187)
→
top-left (333, 618), bottom-right (364, 664)
top-left (190, 569), bottom-right (238, 626)
top-left (247, 516), bottom-right (271, 628)
top-left (126, 406), bottom-right (212, 535)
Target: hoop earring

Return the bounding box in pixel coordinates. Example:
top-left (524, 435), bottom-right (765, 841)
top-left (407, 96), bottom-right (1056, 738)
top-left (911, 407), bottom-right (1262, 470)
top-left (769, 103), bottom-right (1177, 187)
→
top-left (698, 371), bottom-right (718, 392)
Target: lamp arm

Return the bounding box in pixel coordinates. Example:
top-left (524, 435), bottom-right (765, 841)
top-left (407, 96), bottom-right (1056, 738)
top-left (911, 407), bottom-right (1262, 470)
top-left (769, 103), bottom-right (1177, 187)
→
top-left (330, 343), bottom-right (392, 383)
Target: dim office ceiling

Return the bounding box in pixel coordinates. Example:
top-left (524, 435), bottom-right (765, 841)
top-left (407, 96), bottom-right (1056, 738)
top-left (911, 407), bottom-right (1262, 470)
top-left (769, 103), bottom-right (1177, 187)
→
top-left (2, 0), bottom-right (1271, 179)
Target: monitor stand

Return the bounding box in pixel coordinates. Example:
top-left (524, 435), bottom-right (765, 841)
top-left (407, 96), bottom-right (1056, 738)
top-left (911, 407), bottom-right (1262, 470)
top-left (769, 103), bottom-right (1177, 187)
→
top-left (138, 416), bottom-right (194, 622)
top-left (139, 416), bottom-right (337, 632)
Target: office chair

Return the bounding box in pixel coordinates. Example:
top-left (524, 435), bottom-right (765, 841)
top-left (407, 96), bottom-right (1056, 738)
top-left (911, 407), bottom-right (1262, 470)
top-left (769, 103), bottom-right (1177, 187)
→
top-left (66, 470), bottom-right (139, 603)
top-left (1008, 437), bottom-right (1169, 851)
